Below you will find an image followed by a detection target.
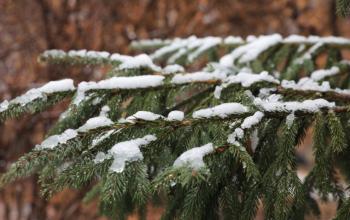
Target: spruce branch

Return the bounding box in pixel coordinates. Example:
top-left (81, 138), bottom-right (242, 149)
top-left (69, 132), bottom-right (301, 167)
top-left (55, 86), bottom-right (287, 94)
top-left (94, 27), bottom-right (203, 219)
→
top-left (2, 34), bottom-right (350, 219)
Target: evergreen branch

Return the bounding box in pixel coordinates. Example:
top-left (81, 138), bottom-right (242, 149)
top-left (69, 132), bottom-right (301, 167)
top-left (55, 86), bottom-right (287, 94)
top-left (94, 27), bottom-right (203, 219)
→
top-left (0, 91), bottom-right (74, 123)
top-left (0, 79), bottom-right (75, 123)
top-left (3, 35), bottom-right (350, 219)
top-left (336, 0), bottom-right (350, 17)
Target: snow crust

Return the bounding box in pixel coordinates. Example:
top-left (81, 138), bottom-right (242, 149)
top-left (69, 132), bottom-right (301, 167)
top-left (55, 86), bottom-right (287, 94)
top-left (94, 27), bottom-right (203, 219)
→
top-left (127, 111), bottom-right (163, 121)
top-left (0, 79), bottom-right (74, 113)
top-left (225, 71), bottom-right (279, 87)
top-left (283, 35), bottom-right (350, 45)
top-left (220, 34), bottom-right (282, 67)
top-left (74, 75), bottom-right (165, 104)
top-left (171, 71), bottom-right (226, 84)
top-left (213, 71), bottom-right (279, 99)
top-left (173, 143), bottom-right (214, 170)
top-left (227, 128), bottom-right (244, 145)
top-left (109, 135), bottom-right (157, 173)
top-left (77, 116), bottom-right (113, 132)
top-left (310, 67), bottom-right (340, 81)
top-left (223, 36), bottom-right (244, 45)
top-left (227, 111), bottom-right (264, 145)
top-left (167, 110), bottom-right (184, 121)
top-left (281, 77), bottom-right (350, 95)
top-left (254, 96), bottom-right (335, 113)
top-left (111, 53), bottom-right (161, 71)
top-left (163, 64), bottom-right (185, 74)
top-left (241, 111), bottom-right (265, 129)
top-left (192, 103), bottom-right (248, 119)
top-left (43, 49), bottom-right (110, 59)
top-left (36, 129), bottom-right (78, 150)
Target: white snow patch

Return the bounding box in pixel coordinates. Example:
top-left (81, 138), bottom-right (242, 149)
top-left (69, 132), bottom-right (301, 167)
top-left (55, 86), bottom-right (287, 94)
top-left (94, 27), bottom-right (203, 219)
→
top-left (173, 143), bottom-right (214, 170)
top-left (0, 79), bottom-right (74, 112)
top-left (171, 71), bottom-right (226, 84)
top-left (112, 54), bottom-right (161, 71)
top-left (109, 135), bottom-right (157, 173)
top-left (284, 35), bottom-right (350, 45)
top-left (241, 111), bottom-right (264, 129)
top-left (224, 36), bottom-right (244, 45)
top-left (151, 36), bottom-right (196, 60)
top-left (227, 128), bottom-right (244, 145)
top-left (310, 67), bottom-right (340, 81)
top-left (77, 116), bottom-right (113, 132)
top-left (227, 111), bottom-right (264, 145)
top-left (163, 64), bottom-right (185, 74)
top-left (36, 129), bottom-right (78, 150)
top-left (127, 111), bottom-right (163, 121)
top-left (219, 34), bottom-right (282, 66)
top-left (74, 75), bottom-right (164, 105)
top-left (99, 105), bottom-right (110, 117)
top-left (42, 49), bottom-right (66, 58)
top-left (167, 111), bottom-right (184, 121)
top-left (254, 96), bottom-right (335, 113)
top-left (214, 86), bottom-right (223, 99)
top-left (225, 71), bottom-right (279, 87)
top-left (281, 77), bottom-right (350, 95)
top-left (0, 100), bottom-right (9, 113)
top-left (192, 103), bottom-right (248, 119)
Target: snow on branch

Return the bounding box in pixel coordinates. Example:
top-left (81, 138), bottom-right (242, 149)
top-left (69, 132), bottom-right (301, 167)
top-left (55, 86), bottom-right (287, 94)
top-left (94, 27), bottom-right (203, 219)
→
top-left (0, 79), bottom-right (75, 122)
top-left (93, 135), bottom-right (157, 173)
top-left (192, 103), bottom-right (249, 119)
top-left (173, 143), bottom-right (214, 170)
top-left (227, 111), bottom-right (265, 145)
top-left (254, 95), bottom-right (335, 113)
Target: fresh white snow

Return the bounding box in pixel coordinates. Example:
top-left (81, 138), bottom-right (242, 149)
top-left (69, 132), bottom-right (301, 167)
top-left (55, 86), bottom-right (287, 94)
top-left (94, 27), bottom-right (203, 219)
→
top-left (173, 143), bottom-right (214, 170)
top-left (36, 129), bottom-right (78, 150)
top-left (227, 111), bottom-right (264, 145)
top-left (113, 53), bottom-right (162, 71)
top-left (225, 71), bottom-right (279, 87)
top-left (227, 128), bottom-right (244, 145)
top-left (167, 111), bottom-right (184, 121)
top-left (77, 116), bottom-right (113, 132)
top-left (223, 36), bottom-right (244, 45)
top-left (109, 135), bottom-right (157, 173)
top-left (127, 111), bottom-right (163, 121)
top-left (310, 67), bottom-right (340, 81)
top-left (283, 35), bottom-right (350, 45)
top-left (241, 111), bottom-right (264, 129)
top-left (0, 79), bottom-right (75, 112)
top-left (171, 71), bottom-right (226, 84)
top-left (254, 96), bottom-right (335, 113)
top-left (220, 34), bottom-right (282, 66)
top-left (74, 75), bottom-right (165, 104)
top-left (192, 103), bottom-right (248, 119)
top-left (163, 64), bottom-right (185, 74)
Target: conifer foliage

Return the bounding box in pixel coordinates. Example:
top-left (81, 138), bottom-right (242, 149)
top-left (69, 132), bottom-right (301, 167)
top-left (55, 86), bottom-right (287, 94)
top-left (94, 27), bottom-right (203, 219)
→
top-left (2, 34), bottom-right (350, 219)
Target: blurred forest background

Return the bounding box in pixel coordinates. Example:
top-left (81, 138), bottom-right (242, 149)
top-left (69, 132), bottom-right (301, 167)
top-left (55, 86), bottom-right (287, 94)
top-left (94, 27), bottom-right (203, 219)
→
top-left (0, 0), bottom-right (350, 219)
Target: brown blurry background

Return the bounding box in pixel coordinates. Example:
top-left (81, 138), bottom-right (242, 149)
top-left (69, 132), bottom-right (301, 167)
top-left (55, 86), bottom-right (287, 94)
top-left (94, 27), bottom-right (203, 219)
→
top-left (0, 0), bottom-right (350, 219)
